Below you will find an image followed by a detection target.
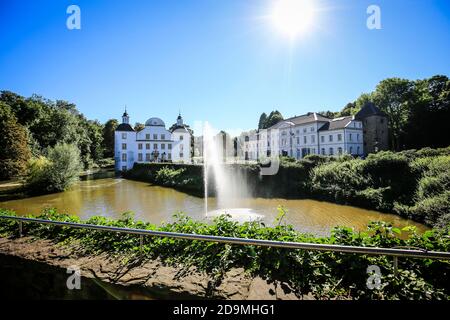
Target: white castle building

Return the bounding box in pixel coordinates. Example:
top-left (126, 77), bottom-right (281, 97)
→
top-left (114, 110), bottom-right (192, 171)
top-left (241, 112), bottom-right (364, 161)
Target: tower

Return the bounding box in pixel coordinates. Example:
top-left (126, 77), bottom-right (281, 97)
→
top-left (122, 107), bottom-right (129, 124)
top-left (355, 102), bottom-right (389, 154)
top-left (177, 112), bottom-right (183, 126)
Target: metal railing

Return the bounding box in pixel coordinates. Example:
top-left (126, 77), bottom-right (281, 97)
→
top-left (1, 215), bottom-right (450, 275)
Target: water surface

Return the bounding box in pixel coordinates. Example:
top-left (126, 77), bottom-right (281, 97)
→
top-left (0, 178), bottom-right (427, 236)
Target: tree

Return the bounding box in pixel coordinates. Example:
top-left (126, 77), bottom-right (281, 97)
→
top-left (404, 75), bottom-right (450, 149)
top-left (258, 112), bottom-right (267, 129)
top-left (372, 78), bottom-right (414, 150)
top-left (102, 119), bottom-right (118, 158)
top-left (263, 110), bottom-right (284, 129)
top-left (0, 102), bottom-right (32, 179)
top-left (134, 122), bottom-right (145, 131)
top-left (26, 143), bottom-right (82, 193)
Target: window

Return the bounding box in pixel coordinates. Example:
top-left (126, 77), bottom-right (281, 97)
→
top-left (321, 148), bottom-right (325, 155)
top-left (168, 144), bottom-right (172, 150)
top-left (380, 119), bottom-right (384, 124)
top-left (180, 144), bottom-right (184, 151)
top-left (321, 136), bottom-right (324, 143)
top-left (146, 143), bottom-right (150, 150)
top-left (311, 135), bottom-right (315, 143)
top-left (153, 134), bottom-right (158, 140)
top-left (180, 135), bottom-right (184, 140)
top-left (357, 134), bottom-right (360, 141)
top-left (138, 143), bottom-right (143, 150)
top-left (296, 137), bottom-right (300, 145)
top-left (138, 153), bottom-right (143, 161)
top-left (311, 127), bottom-right (314, 132)
top-left (153, 143), bottom-right (158, 150)
top-left (357, 146), bottom-right (360, 154)
top-left (168, 153), bottom-right (171, 160)
top-left (121, 153), bottom-right (127, 161)
top-left (329, 135), bottom-right (333, 142)
top-left (329, 148), bottom-right (334, 155)
top-left (122, 133), bottom-right (127, 139)
top-left (122, 143), bottom-right (127, 150)
top-left (338, 147), bottom-right (343, 155)
top-left (303, 128), bottom-right (307, 133)
top-left (161, 143), bottom-right (165, 150)
top-left (180, 153), bottom-right (184, 158)
top-left (337, 134), bottom-right (342, 141)
top-left (146, 134), bottom-right (150, 140)
top-left (145, 153), bottom-right (151, 161)
top-left (349, 133), bottom-right (353, 141)
top-left (350, 146), bottom-right (353, 154)
top-left (303, 136), bottom-right (307, 144)
top-left (161, 134), bottom-right (165, 140)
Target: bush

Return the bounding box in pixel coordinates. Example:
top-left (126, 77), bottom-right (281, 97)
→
top-left (26, 143), bottom-right (82, 194)
top-left (0, 209), bottom-right (449, 300)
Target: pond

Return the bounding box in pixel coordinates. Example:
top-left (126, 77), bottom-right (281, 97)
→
top-left (0, 177), bottom-right (427, 236)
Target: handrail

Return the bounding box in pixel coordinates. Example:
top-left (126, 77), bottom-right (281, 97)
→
top-left (1, 215), bottom-right (450, 260)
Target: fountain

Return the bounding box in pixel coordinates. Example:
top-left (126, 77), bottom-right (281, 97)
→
top-left (202, 122), bottom-right (263, 223)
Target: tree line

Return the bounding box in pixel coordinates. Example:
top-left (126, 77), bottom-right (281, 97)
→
top-left (258, 75), bottom-right (450, 151)
top-left (0, 90), bottom-right (119, 181)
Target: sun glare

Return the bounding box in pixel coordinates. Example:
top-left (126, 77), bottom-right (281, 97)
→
top-left (271, 0), bottom-right (316, 38)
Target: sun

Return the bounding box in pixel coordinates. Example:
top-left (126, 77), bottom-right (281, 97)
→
top-left (271, 0), bottom-right (316, 38)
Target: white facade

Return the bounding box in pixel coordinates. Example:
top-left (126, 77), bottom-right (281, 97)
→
top-left (241, 113), bottom-right (364, 161)
top-left (115, 112), bottom-right (191, 171)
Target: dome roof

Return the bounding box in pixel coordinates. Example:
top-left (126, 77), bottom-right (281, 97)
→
top-left (145, 117), bottom-right (165, 127)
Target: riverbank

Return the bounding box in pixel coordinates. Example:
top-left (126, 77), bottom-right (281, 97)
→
top-left (1, 209), bottom-right (448, 299)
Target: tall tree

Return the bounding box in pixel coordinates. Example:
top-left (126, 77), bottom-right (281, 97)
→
top-left (372, 78), bottom-right (414, 150)
top-left (0, 102), bottom-right (32, 179)
top-left (258, 112), bottom-right (267, 129)
top-left (102, 119), bottom-right (118, 158)
top-left (405, 75), bottom-right (450, 149)
top-left (263, 110), bottom-right (283, 129)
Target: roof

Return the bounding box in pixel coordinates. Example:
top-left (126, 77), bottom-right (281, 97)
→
top-left (116, 123), bottom-right (135, 132)
top-left (269, 112), bottom-right (330, 129)
top-left (145, 117), bottom-right (165, 127)
top-left (318, 116), bottom-right (354, 131)
top-left (170, 125), bottom-right (190, 133)
top-left (355, 102), bottom-right (387, 119)
top-left (170, 124), bottom-right (191, 133)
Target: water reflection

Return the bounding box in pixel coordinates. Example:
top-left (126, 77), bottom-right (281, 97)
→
top-left (0, 178), bottom-right (427, 236)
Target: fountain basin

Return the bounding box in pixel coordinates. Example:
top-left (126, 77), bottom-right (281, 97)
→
top-left (206, 208), bottom-right (264, 223)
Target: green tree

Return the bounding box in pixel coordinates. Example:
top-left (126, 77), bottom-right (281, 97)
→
top-left (26, 143), bottom-right (82, 193)
top-left (134, 122), bottom-right (145, 131)
top-left (102, 119), bottom-right (118, 158)
top-left (405, 75), bottom-right (450, 149)
top-left (372, 78), bottom-right (415, 150)
top-left (258, 112), bottom-right (267, 129)
top-left (0, 102), bottom-right (32, 179)
top-left (263, 110), bottom-right (284, 128)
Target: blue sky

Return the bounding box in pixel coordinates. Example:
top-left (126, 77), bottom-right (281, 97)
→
top-left (1, 0), bottom-right (449, 133)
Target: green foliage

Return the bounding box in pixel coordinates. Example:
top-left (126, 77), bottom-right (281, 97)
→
top-left (0, 102), bottom-right (32, 179)
top-left (26, 143), bottom-right (82, 193)
top-left (0, 90), bottom-right (111, 173)
top-left (102, 119), bottom-right (118, 158)
top-left (0, 209), bottom-right (448, 300)
top-left (260, 110), bottom-right (283, 129)
top-left (124, 163), bottom-right (204, 195)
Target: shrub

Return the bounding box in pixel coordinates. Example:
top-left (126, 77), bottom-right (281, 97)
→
top-left (0, 209), bottom-right (449, 300)
top-left (26, 143), bottom-right (82, 194)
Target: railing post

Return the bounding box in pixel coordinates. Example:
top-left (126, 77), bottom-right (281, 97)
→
top-left (18, 221), bottom-right (23, 237)
top-left (393, 256), bottom-right (398, 276)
